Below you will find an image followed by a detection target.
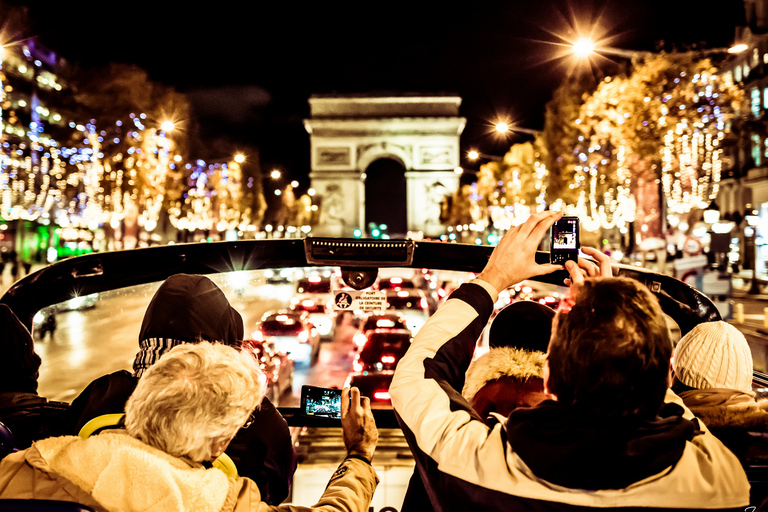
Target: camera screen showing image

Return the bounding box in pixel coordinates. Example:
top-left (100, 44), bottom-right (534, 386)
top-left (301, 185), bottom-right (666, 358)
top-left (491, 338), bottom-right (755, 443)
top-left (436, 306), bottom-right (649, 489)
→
top-left (552, 218), bottom-right (578, 249)
top-left (301, 385), bottom-right (342, 419)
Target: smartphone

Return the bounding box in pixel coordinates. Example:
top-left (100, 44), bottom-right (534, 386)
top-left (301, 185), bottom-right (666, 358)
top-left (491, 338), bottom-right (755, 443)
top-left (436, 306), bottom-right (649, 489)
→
top-left (550, 216), bottom-right (580, 265)
top-left (300, 385), bottom-right (342, 419)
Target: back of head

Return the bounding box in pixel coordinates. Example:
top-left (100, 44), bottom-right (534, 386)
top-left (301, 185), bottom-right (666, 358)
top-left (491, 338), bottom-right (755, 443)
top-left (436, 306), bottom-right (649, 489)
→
top-left (125, 341), bottom-right (265, 462)
top-left (673, 321), bottom-right (753, 394)
top-left (547, 277), bottom-right (672, 420)
top-left (0, 304), bottom-right (41, 394)
top-left (133, 274), bottom-right (244, 376)
top-left (489, 300), bottom-right (554, 352)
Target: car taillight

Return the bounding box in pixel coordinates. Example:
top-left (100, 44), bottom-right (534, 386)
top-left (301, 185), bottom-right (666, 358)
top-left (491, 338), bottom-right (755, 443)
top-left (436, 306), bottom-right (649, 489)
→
top-left (353, 333), bottom-right (368, 347)
top-left (353, 360), bottom-right (363, 372)
top-left (373, 390), bottom-right (391, 401)
top-left (302, 299), bottom-right (315, 308)
top-left (420, 297), bottom-right (428, 309)
top-left (397, 291), bottom-right (409, 298)
top-left (298, 330), bottom-right (309, 343)
top-left (381, 355), bottom-right (395, 364)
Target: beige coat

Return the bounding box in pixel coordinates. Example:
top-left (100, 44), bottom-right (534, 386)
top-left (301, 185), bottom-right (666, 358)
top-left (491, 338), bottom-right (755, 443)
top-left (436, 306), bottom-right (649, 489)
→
top-left (0, 432), bottom-right (377, 512)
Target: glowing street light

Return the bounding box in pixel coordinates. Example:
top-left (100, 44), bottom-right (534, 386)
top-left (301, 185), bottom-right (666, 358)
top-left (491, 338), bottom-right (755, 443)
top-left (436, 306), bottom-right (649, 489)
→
top-left (495, 122), bottom-right (509, 134)
top-left (468, 150), bottom-right (479, 160)
top-left (270, 169), bottom-right (281, 180)
top-left (234, 153), bottom-right (245, 164)
top-left (572, 38), bottom-right (595, 58)
top-left (160, 120), bottom-right (175, 133)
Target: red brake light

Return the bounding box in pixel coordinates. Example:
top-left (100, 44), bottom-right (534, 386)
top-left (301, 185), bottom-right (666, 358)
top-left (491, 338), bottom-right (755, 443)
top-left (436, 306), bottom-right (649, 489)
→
top-left (381, 355), bottom-right (396, 363)
top-left (373, 390), bottom-right (391, 401)
top-left (420, 297), bottom-right (428, 309)
top-left (397, 291), bottom-right (409, 298)
top-left (309, 276), bottom-right (321, 283)
top-left (302, 299), bottom-right (315, 308)
top-left (390, 277), bottom-right (402, 284)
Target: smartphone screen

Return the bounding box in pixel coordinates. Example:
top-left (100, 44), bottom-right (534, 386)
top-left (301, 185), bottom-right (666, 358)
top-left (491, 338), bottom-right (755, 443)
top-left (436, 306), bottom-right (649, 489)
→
top-left (550, 216), bottom-right (580, 264)
top-left (300, 385), bottom-right (342, 419)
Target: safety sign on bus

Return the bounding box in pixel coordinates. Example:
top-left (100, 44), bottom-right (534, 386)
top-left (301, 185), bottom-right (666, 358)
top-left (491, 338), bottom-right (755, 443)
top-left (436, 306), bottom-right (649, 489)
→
top-left (332, 290), bottom-right (387, 312)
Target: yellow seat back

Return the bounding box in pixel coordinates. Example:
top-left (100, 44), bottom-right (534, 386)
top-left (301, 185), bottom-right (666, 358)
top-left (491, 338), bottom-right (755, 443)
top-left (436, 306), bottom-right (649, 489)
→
top-left (77, 414), bottom-right (238, 478)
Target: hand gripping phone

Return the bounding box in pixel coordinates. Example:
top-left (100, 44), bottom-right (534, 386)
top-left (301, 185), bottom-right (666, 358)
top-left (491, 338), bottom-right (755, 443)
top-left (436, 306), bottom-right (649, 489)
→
top-left (550, 216), bottom-right (580, 265)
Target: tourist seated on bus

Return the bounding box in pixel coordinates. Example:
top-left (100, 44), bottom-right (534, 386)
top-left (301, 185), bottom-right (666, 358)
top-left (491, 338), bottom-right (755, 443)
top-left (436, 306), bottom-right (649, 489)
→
top-left (0, 342), bottom-right (379, 511)
top-left (0, 303), bottom-right (69, 449)
top-left (672, 320), bottom-right (768, 465)
top-left (391, 211), bottom-right (749, 511)
top-left (462, 300), bottom-right (554, 420)
top-left (66, 273), bottom-right (296, 504)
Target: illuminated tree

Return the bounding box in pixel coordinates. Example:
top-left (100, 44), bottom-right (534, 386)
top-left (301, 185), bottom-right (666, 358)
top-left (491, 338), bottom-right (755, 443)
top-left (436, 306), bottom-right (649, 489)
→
top-left (540, 52), bottom-right (744, 239)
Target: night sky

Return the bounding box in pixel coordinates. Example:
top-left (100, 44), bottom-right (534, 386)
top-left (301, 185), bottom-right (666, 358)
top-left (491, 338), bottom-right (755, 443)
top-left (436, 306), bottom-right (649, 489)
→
top-left (8, 1), bottom-right (748, 191)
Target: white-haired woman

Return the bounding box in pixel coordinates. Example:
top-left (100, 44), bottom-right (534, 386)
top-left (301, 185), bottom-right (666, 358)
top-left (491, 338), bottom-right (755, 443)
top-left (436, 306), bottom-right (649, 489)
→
top-left (0, 342), bottom-right (379, 512)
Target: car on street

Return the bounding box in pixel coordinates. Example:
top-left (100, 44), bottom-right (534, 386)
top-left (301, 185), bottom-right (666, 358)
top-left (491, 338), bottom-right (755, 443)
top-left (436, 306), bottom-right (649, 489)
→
top-left (347, 328), bottom-right (412, 408)
top-left (252, 310), bottom-right (320, 366)
top-left (384, 289), bottom-right (430, 334)
top-left (290, 297), bottom-right (335, 339)
top-left (359, 311), bottom-right (409, 336)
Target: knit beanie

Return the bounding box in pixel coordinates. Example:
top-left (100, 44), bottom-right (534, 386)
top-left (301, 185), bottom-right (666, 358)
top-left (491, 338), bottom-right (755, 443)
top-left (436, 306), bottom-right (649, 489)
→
top-left (673, 321), bottom-right (753, 394)
top-left (488, 300), bottom-right (555, 353)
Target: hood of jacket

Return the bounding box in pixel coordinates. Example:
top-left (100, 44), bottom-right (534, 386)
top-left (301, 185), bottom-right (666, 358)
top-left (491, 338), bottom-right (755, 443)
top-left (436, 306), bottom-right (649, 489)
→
top-left (678, 388), bottom-right (768, 431)
top-left (462, 346), bottom-right (545, 403)
top-left (133, 274), bottom-right (244, 376)
top-left (139, 274), bottom-right (243, 345)
top-left (31, 432), bottom-right (230, 512)
top-left (0, 303), bottom-right (41, 393)
top-left (505, 400), bottom-right (702, 490)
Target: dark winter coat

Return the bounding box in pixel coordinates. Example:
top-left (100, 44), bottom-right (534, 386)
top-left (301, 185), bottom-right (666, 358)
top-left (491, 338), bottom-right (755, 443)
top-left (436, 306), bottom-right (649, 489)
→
top-left (391, 280), bottom-right (750, 511)
top-left (0, 304), bottom-right (69, 449)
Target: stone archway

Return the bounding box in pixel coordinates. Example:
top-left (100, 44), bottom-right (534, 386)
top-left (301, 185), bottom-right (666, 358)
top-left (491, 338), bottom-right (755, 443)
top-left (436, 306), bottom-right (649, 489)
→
top-left (364, 157), bottom-right (407, 236)
top-left (304, 95), bottom-right (466, 237)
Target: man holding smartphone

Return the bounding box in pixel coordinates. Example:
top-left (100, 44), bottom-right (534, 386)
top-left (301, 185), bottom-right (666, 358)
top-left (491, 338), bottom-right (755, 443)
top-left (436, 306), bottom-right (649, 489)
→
top-left (391, 210), bottom-right (749, 511)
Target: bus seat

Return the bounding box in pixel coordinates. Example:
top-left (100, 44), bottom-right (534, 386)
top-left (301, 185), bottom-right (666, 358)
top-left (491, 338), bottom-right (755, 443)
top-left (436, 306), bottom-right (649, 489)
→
top-left (78, 414), bottom-right (238, 478)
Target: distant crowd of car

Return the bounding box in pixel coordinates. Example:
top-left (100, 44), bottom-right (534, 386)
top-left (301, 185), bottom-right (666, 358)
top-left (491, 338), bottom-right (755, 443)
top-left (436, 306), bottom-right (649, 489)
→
top-left (243, 268), bottom-right (568, 407)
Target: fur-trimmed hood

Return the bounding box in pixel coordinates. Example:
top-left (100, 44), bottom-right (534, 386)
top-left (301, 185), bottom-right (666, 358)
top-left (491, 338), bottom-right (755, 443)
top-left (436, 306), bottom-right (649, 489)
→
top-left (463, 346), bottom-right (545, 403)
top-left (678, 388), bottom-right (768, 431)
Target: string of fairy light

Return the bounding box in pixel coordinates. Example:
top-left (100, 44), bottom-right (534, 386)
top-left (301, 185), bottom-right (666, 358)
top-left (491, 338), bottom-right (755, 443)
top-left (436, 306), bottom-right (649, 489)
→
top-left (0, 44), bottom-right (256, 234)
top-left (473, 62), bottom-right (735, 236)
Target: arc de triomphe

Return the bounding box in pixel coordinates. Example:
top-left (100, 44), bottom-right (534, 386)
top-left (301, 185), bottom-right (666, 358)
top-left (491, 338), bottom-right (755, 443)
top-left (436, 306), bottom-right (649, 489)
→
top-left (303, 95), bottom-right (466, 238)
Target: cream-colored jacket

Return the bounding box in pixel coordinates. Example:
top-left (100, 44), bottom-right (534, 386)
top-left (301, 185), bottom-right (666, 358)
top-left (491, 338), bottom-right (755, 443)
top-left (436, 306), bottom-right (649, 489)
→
top-left (0, 432), bottom-right (377, 512)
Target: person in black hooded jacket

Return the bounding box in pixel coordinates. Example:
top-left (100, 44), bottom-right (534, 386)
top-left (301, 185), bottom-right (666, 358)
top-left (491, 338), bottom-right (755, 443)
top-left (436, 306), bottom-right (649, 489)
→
top-left (0, 303), bottom-right (69, 449)
top-left (66, 273), bottom-right (297, 505)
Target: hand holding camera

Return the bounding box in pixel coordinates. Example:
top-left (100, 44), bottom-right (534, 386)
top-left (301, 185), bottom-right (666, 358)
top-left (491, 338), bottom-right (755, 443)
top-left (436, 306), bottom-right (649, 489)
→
top-left (341, 386), bottom-right (378, 462)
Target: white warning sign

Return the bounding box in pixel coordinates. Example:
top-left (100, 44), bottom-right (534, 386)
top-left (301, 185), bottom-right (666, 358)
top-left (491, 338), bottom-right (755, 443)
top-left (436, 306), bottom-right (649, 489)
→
top-left (332, 290), bottom-right (387, 312)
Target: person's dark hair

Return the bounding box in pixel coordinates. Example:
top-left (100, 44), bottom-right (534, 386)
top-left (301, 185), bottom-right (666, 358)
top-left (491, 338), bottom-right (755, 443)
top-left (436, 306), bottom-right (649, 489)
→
top-left (546, 277), bottom-right (672, 420)
top-left (489, 300), bottom-right (554, 352)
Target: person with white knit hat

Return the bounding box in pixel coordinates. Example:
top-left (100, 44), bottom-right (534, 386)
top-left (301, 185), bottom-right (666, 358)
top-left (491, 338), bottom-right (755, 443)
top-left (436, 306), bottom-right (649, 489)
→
top-left (672, 320), bottom-right (768, 466)
top-left (673, 321), bottom-right (753, 394)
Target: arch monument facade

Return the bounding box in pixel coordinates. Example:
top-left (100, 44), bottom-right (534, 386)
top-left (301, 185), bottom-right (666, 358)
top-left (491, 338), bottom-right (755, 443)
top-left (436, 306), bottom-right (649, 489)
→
top-left (303, 95), bottom-right (466, 237)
